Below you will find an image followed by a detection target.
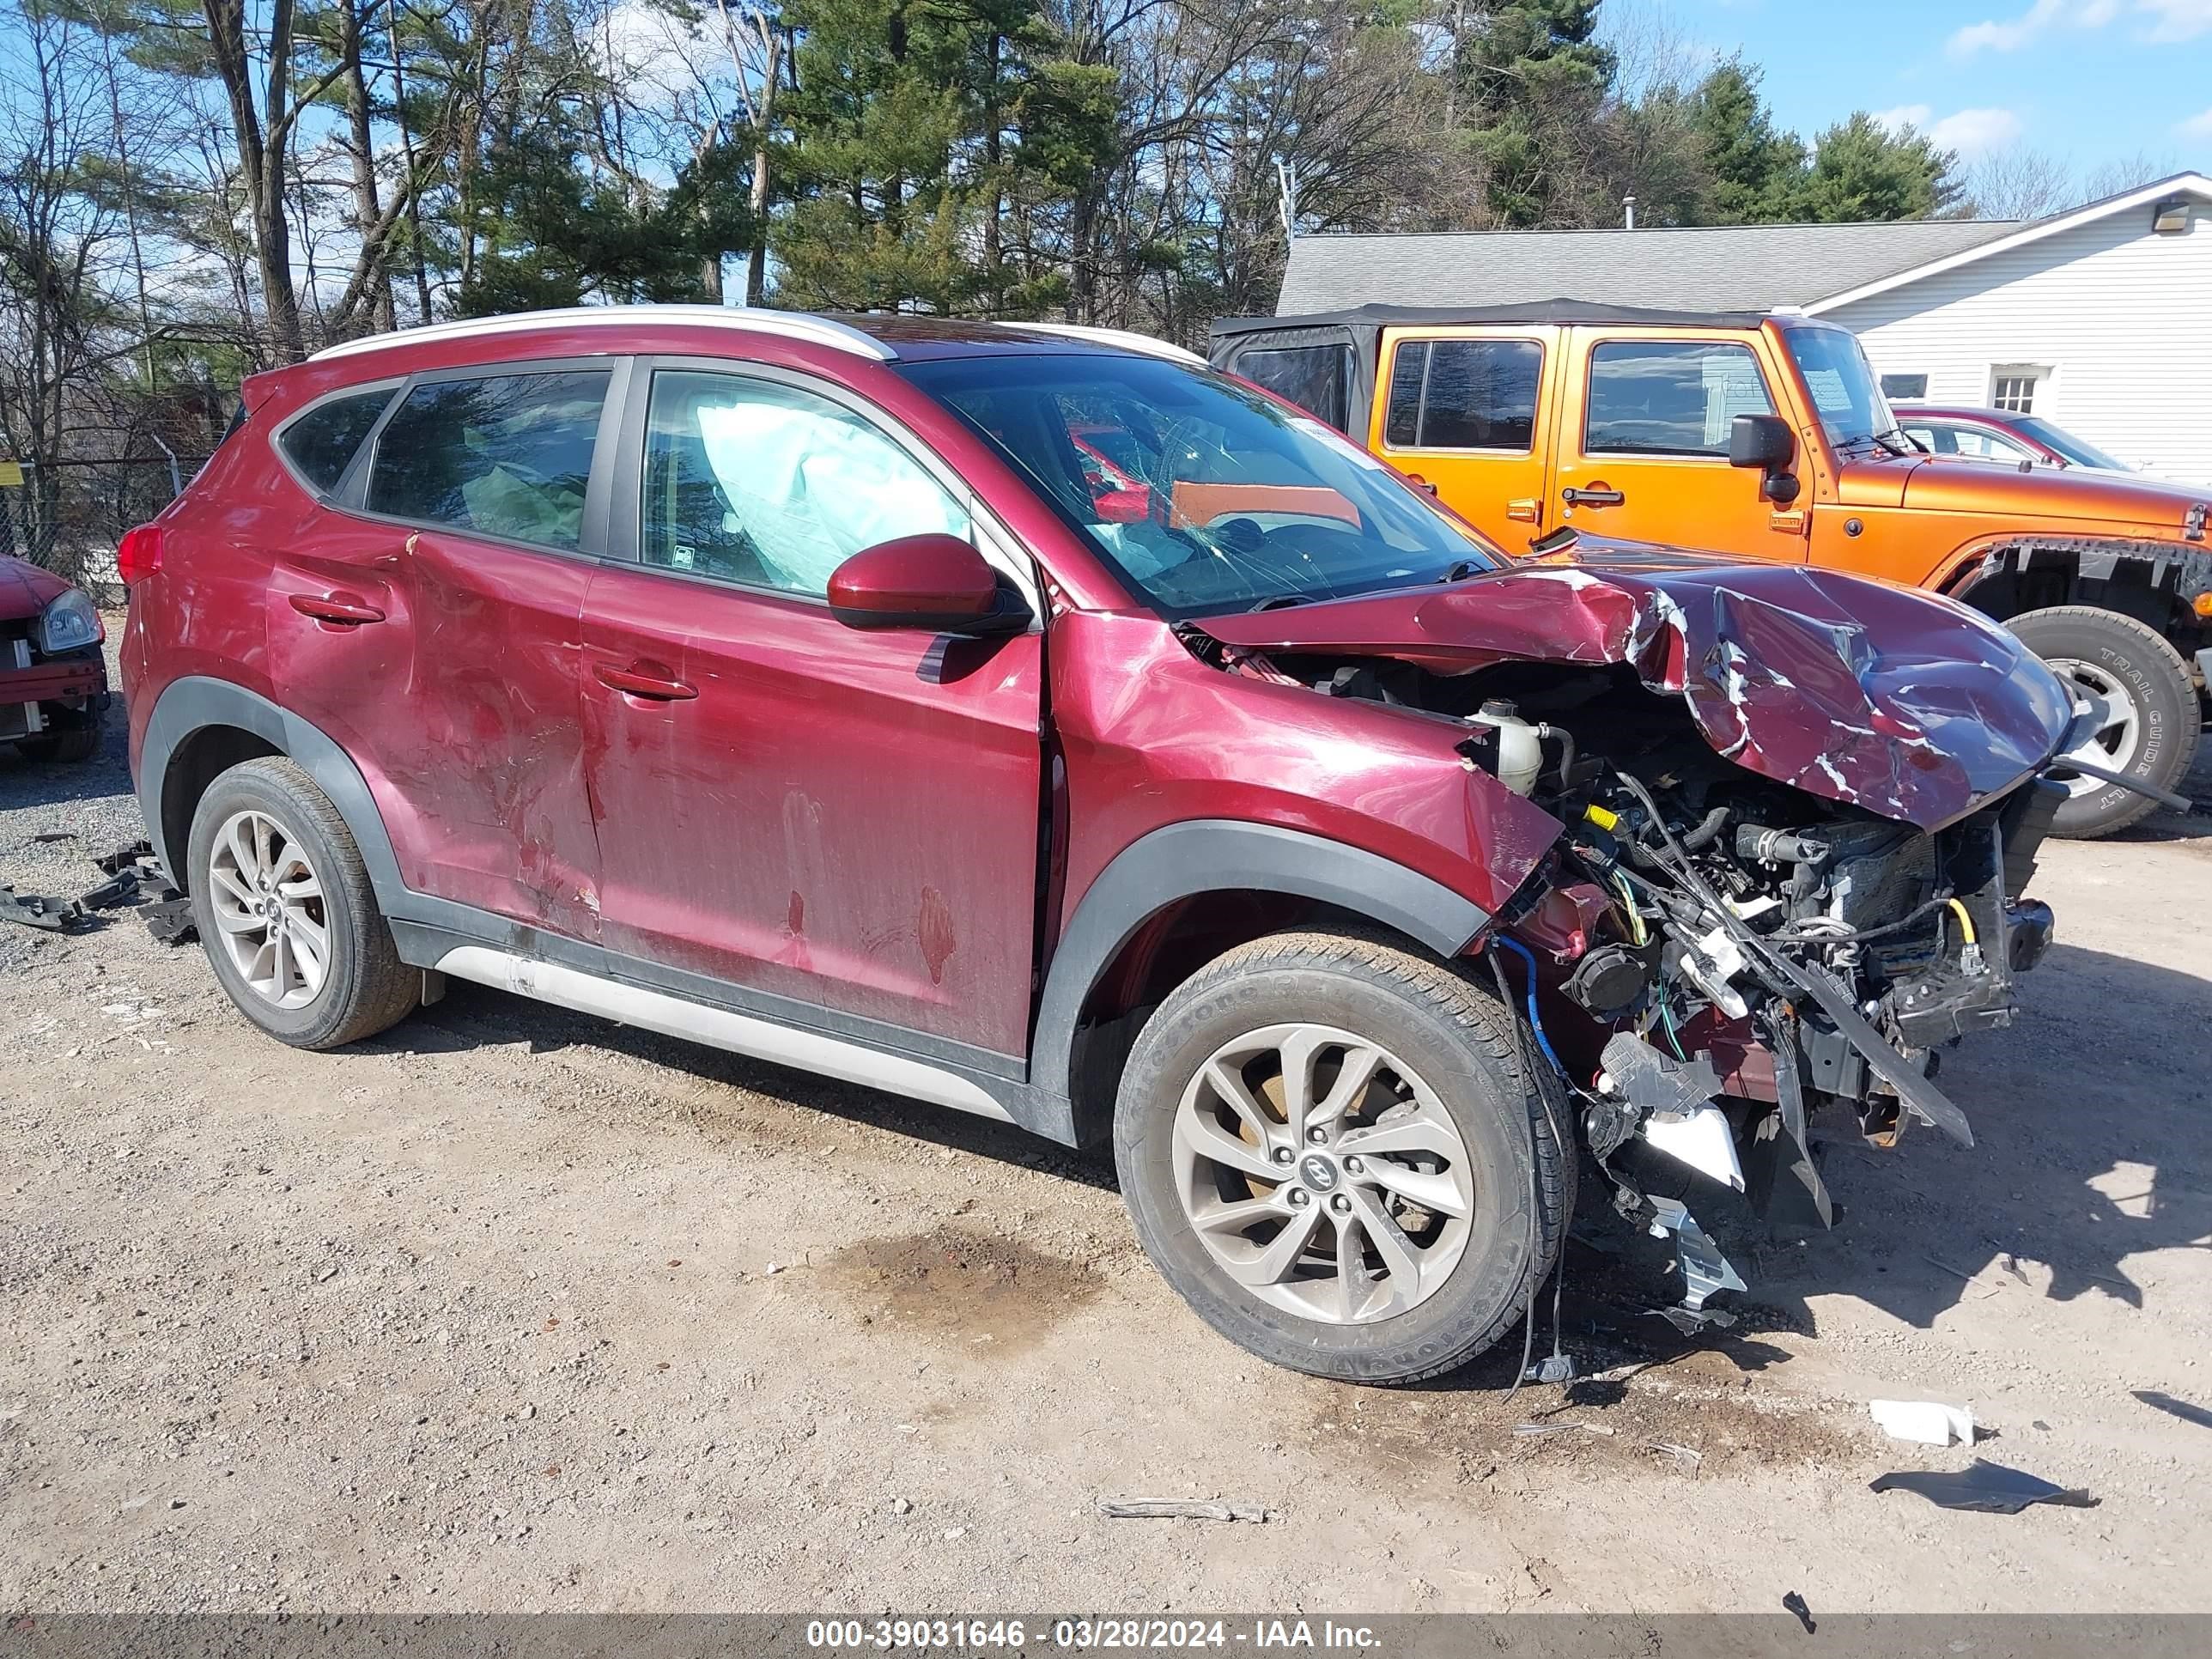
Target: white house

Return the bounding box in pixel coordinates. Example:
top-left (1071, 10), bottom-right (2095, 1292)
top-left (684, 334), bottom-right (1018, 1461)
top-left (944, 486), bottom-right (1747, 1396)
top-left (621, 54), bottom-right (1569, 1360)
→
top-left (1271, 173), bottom-right (2212, 483)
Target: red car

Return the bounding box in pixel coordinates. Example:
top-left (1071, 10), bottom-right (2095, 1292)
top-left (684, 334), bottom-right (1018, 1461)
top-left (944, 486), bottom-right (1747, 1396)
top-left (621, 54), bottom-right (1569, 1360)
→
top-left (122, 307), bottom-right (2093, 1382)
top-left (2, 552), bottom-right (107, 762)
top-left (1891, 402), bottom-right (2136, 474)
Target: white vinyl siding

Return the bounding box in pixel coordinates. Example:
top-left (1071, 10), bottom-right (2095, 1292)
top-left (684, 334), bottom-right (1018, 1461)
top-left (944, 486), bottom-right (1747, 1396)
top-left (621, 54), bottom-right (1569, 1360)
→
top-left (1823, 204), bottom-right (2212, 486)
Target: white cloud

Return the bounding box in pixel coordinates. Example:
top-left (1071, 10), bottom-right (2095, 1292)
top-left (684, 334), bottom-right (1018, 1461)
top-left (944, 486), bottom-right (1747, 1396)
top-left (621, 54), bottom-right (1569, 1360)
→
top-left (2179, 106), bottom-right (2212, 139)
top-left (1950, 0), bottom-right (2208, 54)
top-left (1873, 105), bottom-right (2024, 157)
top-left (1929, 107), bottom-right (2027, 155)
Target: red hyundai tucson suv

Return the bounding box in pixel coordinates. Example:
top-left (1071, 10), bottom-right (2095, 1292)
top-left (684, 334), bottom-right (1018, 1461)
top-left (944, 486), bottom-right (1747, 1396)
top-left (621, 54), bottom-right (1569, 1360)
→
top-left (121, 307), bottom-right (2097, 1383)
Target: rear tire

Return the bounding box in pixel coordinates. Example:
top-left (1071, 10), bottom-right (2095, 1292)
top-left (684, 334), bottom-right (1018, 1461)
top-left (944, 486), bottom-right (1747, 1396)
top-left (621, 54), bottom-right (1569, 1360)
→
top-left (1113, 931), bottom-right (1571, 1385)
top-left (185, 757), bottom-right (419, 1049)
top-left (15, 721), bottom-right (98, 764)
top-left (2009, 605), bottom-right (2200, 838)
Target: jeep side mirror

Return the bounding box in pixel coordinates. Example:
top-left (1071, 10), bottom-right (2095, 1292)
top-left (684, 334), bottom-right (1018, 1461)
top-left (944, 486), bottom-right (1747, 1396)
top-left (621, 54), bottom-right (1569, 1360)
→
top-left (1729, 413), bottom-right (1801, 504)
top-left (827, 534), bottom-right (1029, 636)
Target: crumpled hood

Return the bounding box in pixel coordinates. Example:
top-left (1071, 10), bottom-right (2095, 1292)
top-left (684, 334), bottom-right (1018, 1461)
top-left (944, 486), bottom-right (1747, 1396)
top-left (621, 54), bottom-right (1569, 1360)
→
top-left (1200, 540), bottom-right (2076, 830)
top-left (0, 554), bottom-right (70, 623)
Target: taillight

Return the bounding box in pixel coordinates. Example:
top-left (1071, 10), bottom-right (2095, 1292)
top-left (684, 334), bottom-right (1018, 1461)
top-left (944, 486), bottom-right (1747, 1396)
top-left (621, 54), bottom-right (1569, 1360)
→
top-left (117, 523), bottom-right (164, 585)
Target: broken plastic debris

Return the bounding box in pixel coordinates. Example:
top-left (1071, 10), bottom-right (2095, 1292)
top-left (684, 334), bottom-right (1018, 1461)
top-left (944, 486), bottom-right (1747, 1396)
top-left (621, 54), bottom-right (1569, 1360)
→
top-left (1096, 1499), bottom-right (1267, 1522)
top-left (1641, 1104), bottom-right (1747, 1192)
top-left (1870, 1398), bottom-right (1974, 1446)
top-left (1869, 1460), bottom-right (2097, 1514)
top-left (1647, 1195), bottom-right (1747, 1314)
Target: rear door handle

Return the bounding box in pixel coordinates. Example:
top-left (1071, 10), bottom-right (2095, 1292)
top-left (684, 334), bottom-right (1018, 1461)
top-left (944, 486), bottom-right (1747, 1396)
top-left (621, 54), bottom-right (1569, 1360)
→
top-left (289, 592), bottom-right (386, 625)
top-left (596, 662), bottom-right (697, 702)
top-left (1561, 485), bottom-right (1625, 507)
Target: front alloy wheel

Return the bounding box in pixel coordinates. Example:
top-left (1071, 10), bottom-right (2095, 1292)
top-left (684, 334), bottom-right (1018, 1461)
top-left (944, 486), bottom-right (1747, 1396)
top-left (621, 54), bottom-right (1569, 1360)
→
top-left (1173, 1024), bottom-right (1474, 1325)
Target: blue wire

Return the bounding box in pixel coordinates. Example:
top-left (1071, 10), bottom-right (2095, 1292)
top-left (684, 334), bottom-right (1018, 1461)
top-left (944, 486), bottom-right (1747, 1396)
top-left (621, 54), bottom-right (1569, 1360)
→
top-left (1495, 934), bottom-right (1566, 1077)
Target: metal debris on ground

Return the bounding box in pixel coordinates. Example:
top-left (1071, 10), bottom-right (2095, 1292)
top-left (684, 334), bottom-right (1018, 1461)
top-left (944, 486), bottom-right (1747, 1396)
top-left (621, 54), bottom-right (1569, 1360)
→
top-left (1513, 1419), bottom-right (1619, 1438)
top-left (1096, 1499), bottom-right (1267, 1522)
top-left (1869, 1399), bottom-right (1975, 1446)
top-left (1869, 1460), bottom-right (2097, 1514)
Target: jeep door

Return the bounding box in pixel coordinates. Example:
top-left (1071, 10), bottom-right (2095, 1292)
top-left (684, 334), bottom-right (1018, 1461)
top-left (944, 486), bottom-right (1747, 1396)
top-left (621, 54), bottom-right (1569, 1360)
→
top-left (1553, 329), bottom-right (1811, 559)
top-left (1370, 326), bottom-right (1559, 549)
top-left (577, 361), bottom-right (1045, 1060)
top-left (266, 361), bottom-right (616, 941)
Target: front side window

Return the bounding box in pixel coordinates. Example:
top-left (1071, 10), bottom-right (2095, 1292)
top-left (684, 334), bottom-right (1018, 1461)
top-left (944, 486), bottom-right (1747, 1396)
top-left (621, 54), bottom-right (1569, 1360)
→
top-left (900, 351), bottom-right (1503, 617)
top-left (280, 386), bottom-right (396, 495)
top-left (1233, 344), bottom-right (1354, 432)
top-left (641, 370), bottom-right (969, 597)
top-left (1584, 341), bottom-right (1774, 457)
top-left (366, 370), bottom-right (609, 550)
top-left (1879, 373), bottom-right (1929, 400)
top-left (1383, 338), bottom-right (1542, 451)
top-left (1947, 425), bottom-right (2036, 464)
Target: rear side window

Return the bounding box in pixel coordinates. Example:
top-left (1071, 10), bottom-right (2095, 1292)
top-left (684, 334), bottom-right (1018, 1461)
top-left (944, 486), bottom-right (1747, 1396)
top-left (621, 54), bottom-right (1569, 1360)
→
top-left (366, 370), bottom-right (610, 550)
top-left (1233, 345), bottom-right (1353, 431)
top-left (1584, 341), bottom-right (1772, 457)
top-left (278, 386), bottom-right (395, 495)
top-left (1384, 339), bottom-right (1542, 451)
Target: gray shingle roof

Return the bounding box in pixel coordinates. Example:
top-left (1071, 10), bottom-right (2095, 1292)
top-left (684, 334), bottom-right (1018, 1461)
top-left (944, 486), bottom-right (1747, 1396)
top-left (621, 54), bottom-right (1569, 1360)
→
top-left (1274, 218), bottom-right (2023, 314)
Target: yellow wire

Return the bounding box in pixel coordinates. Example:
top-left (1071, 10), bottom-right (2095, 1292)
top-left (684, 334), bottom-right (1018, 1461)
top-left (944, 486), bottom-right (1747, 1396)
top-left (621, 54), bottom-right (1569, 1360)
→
top-left (1946, 897), bottom-right (1978, 946)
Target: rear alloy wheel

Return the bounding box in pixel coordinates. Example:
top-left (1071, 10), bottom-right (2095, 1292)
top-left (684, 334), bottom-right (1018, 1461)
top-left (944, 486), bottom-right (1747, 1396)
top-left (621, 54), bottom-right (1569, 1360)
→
top-left (2009, 606), bottom-right (2201, 839)
top-left (1115, 931), bottom-right (1570, 1384)
top-left (186, 757), bottom-right (420, 1049)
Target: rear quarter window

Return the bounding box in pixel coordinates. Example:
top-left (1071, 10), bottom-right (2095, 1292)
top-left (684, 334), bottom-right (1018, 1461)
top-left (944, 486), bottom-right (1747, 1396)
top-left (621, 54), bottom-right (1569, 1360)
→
top-left (277, 386), bottom-right (398, 496)
top-left (1232, 344), bottom-right (1354, 432)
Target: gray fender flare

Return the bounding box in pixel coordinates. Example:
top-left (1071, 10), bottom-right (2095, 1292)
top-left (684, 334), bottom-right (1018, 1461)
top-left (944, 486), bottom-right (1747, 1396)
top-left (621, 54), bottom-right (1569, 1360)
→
top-left (1027, 818), bottom-right (1492, 1133)
top-left (137, 677), bottom-right (410, 907)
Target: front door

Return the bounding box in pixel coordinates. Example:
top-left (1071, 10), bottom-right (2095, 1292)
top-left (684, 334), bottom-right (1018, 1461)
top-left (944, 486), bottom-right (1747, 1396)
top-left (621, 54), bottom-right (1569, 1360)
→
top-left (1370, 327), bottom-right (1559, 550)
top-left (580, 363), bottom-right (1045, 1059)
top-left (1553, 331), bottom-right (1809, 560)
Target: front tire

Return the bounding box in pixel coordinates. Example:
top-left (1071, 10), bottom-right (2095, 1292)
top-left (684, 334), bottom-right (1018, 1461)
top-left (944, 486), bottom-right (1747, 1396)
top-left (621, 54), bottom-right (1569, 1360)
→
top-left (185, 757), bottom-right (419, 1049)
top-left (1113, 931), bottom-right (1570, 1385)
top-left (2010, 605), bottom-right (2201, 839)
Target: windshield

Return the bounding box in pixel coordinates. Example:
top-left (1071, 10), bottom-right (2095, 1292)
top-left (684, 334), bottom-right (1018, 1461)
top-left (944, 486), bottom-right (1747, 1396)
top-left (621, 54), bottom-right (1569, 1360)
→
top-left (2010, 415), bottom-right (2131, 471)
top-left (898, 352), bottom-right (1504, 617)
top-left (1782, 325), bottom-right (1897, 449)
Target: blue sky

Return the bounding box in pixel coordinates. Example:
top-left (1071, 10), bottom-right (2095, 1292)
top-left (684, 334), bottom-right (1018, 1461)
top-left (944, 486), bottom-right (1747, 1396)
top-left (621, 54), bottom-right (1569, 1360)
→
top-left (1626, 0), bottom-right (2212, 180)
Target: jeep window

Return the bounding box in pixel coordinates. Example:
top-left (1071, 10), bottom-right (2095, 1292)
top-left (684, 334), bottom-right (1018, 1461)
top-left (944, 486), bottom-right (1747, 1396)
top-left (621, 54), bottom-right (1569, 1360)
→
top-left (1383, 339), bottom-right (1542, 452)
top-left (1233, 344), bottom-right (1355, 432)
top-left (1584, 342), bottom-right (1774, 457)
top-left (902, 352), bottom-right (1503, 617)
top-left (641, 370), bottom-right (969, 597)
top-left (366, 369), bottom-right (609, 551)
top-left (1778, 326), bottom-right (1897, 450)
top-left (279, 386), bottom-right (397, 496)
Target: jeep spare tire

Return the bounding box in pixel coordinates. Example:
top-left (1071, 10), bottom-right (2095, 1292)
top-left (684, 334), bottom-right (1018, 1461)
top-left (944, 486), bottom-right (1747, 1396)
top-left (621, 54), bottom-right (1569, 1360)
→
top-left (2009, 605), bottom-right (2201, 839)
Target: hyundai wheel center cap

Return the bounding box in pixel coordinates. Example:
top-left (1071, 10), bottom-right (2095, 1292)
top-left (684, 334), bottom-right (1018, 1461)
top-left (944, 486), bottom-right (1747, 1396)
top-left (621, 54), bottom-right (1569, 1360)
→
top-left (1299, 1152), bottom-right (1339, 1192)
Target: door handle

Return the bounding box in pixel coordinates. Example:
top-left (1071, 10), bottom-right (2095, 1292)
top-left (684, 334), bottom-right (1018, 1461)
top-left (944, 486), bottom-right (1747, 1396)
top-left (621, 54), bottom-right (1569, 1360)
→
top-left (596, 662), bottom-right (697, 702)
top-left (289, 592), bottom-right (386, 625)
top-left (1561, 485), bottom-right (1625, 508)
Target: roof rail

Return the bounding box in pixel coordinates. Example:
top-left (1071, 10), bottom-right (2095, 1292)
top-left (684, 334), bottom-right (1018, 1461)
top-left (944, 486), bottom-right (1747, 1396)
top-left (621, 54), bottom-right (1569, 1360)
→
top-left (1018, 322), bottom-right (1207, 368)
top-left (309, 305), bottom-right (898, 365)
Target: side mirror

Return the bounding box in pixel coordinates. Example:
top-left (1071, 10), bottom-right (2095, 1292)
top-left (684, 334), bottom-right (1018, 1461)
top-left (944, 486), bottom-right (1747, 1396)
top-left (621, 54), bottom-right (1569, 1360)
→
top-left (826, 533), bottom-right (1026, 635)
top-left (1729, 412), bottom-right (1801, 504)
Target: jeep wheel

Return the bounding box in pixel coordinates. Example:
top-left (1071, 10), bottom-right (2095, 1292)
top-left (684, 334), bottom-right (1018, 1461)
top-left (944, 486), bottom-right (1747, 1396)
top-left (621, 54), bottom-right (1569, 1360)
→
top-left (1113, 932), bottom-right (1570, 1385)
top-left (185, 757), bottom-right (420, 1049)
top-left (2010, 606), bottom-right (2201, 839)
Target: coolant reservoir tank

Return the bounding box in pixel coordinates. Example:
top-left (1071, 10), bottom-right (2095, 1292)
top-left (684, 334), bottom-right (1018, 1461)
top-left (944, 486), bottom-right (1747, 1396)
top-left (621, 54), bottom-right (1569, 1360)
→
top-left (1468, 699), bottom-right (1544, 796)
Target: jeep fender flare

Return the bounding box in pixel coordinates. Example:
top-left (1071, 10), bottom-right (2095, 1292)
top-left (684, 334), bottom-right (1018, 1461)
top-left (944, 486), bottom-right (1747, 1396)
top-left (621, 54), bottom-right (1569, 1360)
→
top-left (138, 676), bottom-right (412, 908)
top-left (1027, 819), bottom-right (1492, 1134)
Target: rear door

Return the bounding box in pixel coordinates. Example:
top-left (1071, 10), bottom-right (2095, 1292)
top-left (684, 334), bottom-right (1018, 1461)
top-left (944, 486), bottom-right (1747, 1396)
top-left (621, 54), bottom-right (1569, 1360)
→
top-left (577, 359), bottom-right (1045, 1059)
top-left (266, 361), bottom-right (619, 941)
top-left (1554, 330), bottom-right (1810, 559)
top-left (1371, 326), bottom-right (1559, 548)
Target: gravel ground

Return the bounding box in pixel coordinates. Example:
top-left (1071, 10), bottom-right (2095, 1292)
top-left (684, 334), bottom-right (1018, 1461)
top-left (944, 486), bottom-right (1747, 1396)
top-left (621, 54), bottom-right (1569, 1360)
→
top-left (3, 629), bottom-right (2210, 1614)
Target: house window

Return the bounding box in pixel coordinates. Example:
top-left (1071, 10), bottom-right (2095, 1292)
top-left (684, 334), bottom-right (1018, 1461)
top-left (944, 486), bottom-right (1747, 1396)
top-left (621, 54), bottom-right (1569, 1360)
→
top-left (1879, 373), bottom-right (1928, 400)
top-left (1991, 369), bottom-right (2045, 414)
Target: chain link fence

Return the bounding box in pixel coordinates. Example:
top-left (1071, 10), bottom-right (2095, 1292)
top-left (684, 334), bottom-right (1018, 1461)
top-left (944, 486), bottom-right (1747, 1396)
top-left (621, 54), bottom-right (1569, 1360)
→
top-left (3, 452), bottom-right (204, 604)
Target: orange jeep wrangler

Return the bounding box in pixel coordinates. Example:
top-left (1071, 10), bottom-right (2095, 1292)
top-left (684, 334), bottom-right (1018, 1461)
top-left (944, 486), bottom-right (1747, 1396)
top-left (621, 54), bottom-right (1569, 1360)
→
top-left (1209, 303), bottom-right (2211, 837)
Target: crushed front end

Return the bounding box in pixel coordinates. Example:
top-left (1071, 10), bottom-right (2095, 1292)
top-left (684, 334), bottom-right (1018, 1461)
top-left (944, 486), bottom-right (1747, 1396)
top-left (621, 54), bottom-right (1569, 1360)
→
top-left (1197, 543), bottom-right (2081, 1329)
